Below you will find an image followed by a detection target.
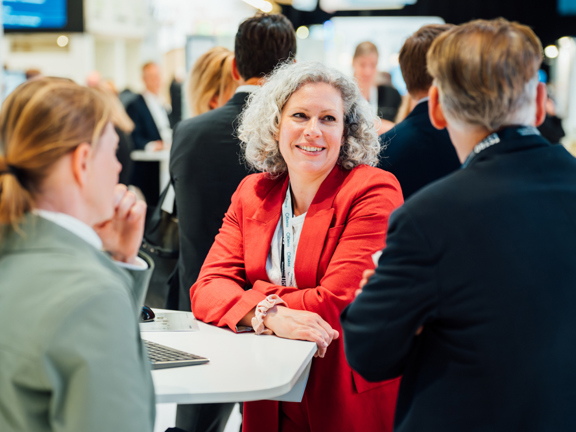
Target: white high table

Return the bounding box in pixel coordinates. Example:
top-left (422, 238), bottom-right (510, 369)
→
top-left (141, 312), bottom-right (316, 404)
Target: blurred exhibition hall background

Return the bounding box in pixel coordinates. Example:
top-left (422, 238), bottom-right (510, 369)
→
top-left (4, 0), bottom-right (576, 150)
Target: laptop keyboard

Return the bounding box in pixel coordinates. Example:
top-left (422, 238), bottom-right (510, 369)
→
top-left (144, 339), bottom-right (209, 369)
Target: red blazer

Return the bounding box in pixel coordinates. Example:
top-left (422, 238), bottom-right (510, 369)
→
top-left (191, 164), bottom-right (404, 432)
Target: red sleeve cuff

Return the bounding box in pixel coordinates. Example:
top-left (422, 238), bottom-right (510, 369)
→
top-left (223, 289), bottom-right (267, 332)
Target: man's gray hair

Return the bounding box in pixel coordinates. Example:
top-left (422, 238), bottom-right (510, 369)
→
top-left (437, 75), bottom-right (540, 132)
top-left (238, 62), bottom-right (381, 175)
top-left (427, 18), bottom-right (544, 132)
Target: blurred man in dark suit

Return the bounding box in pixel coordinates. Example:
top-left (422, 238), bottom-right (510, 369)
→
top-left (126, 62), bottom-right (172, 205)
top-left (168, 13), bottom-right (296, 432)
top-left (342, 18), bottom-right (576, 432)
top-left (378, 24), bottom-right (460, 200)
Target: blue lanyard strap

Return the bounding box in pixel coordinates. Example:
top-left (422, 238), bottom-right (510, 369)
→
top-left (280, 185), bottom-right (296, 287)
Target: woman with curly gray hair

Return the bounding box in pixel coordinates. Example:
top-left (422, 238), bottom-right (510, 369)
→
top-left (191, 62), bottom-right (403, 432)
top-left (239, 62), bottom-right (381, 174)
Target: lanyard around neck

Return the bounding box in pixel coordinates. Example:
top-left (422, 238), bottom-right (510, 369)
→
top-left (462, 125), bottom-right (541, 168)
top-left (280, 185), bottom-right (296, 287)
top-left (462, 133), bottom-right (501, 168)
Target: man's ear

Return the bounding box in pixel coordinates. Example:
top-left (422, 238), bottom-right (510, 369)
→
top-left (535, 82), bottom-right (547, 127)
top-left (71, 142), bottom-right (92, 188)
top-left (232, 57), bottom-right (241, 82)
top-left (428, 86), bottom-right (447, 130)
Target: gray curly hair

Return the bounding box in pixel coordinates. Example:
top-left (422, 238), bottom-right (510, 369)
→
top-left (238, 62), bottom-right (381, 175)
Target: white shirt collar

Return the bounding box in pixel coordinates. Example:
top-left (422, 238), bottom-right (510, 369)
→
top-left (369, 86), bottom-right (379, 115)
top-left (235, 85), bottom-right (260, 94)
top-left (33, 209), bottom-right (148, 271)
top-left (33, 209), bottom-right (103, 250)
top-left (142, 90), bottom-right (172, 144)
top-left (143, 90), bottom-right (160, 100)
top-left (416, 96), bottom-right (430, 105)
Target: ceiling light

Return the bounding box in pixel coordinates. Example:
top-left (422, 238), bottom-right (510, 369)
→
top-left (545, 45), bottom-right (559, 59)
top-left (292, 0), bottom-right (318, 11)
top-left (261, 1), bottom-right (273, 12)
top-left (242, 0), bottom-right (273, 13)
top-left (296, 26), bottom-right (309, 39)
top-left (57, 35), bottom-right (69, 47)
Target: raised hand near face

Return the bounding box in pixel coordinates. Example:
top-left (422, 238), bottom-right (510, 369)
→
top-left (94, 184), bottom-right (146, 265)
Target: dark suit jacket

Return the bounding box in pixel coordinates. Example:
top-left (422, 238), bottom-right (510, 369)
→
top-left (169, 79), bottom-right (183, 127)
top-left (341, 127), bottom-right (576, 432)
top-left (125, 94), bottom-right (162, 205)
top-left (125, 94), bottom-right (162, 150)
top-left (377, 85), bottom-right (402, 122)
top-left (115, 127), bottom-right (134, 186)
top-left (168, 91), bottom-right (252, 310)
top-left (378, 100), bottom-right (461, 199)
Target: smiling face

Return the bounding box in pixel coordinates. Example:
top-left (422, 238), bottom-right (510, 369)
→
top-left (277, 82), bottom-right (345, 182)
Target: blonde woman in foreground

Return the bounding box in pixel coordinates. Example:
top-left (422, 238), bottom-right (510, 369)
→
top-left (0, 78), bottom-right (155, 432)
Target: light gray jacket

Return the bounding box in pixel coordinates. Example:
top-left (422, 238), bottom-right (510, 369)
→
top-left (0, 215), bottom-right (155, 432)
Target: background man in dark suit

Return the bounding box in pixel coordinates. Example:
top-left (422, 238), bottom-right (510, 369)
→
top-left (168, 13), bottom-right (297, 432)
top-left (342, 19), bottom-right (576, 432)
top-left (378, 24), bottom-right (460, 200)
top-left (126, 62), bottom-right (172, 204)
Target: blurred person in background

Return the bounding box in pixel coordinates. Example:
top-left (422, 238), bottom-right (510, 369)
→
top-left (103, 79), bottom-right (119, 94)
top-left (193, 61), bottom-right (403, 432)
top-left (86, 70), bottom-right (102, 88)
top-left (96, 83), bottom-right (136, 185)
top-left (353, 41), bottom-right (402, 126)
top-left (186, 46), bottom-right (238, 117)
top-left (119, 87), bottom-right (138, 107)
top-left (394, 94), bottom-right (412, 124)
top-left (0, 78), bottom-right (154, 432)
top-left (378, 24), bottom-right (460, 200)
top-left (127, 62), bottom-right (172, 151)
top-left (141, 48), bottom-right (237, 308)
top-left (376, 70), bottom-right (394, 87)
top-left (538, 92), bottom-right (565, 144)
top-left (169, 74), bottom-right (183, 126)
top-left (126, 62), bottom-right (172, 205)
top-left (342, 18), bottom-right (576, 432)
top-left (168, 14), bottom-right (297, 432)
top-left (24, 68), bottom-right (42, 81)
top-left (141, 48), bottom-right (238, 307)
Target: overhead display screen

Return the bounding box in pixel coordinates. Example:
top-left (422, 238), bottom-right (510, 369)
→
top-left (558, 0), bottom-right (576, 15)
top-left (3, 0), bottom-right (68, 30)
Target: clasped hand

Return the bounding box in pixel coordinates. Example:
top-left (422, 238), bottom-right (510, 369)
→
top-left (93, 184), bottom-right (146, 264)
top-left (263, 306), bottom-right (339, 358)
